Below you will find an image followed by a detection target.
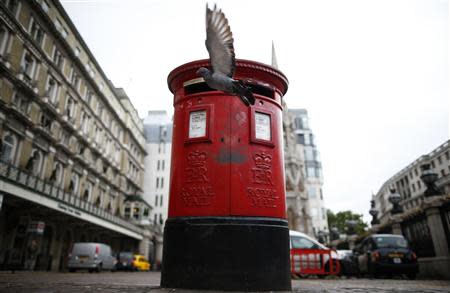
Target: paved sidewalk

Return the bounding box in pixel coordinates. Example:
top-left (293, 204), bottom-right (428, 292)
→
top-left (0, 271), bottom-right (449, 293)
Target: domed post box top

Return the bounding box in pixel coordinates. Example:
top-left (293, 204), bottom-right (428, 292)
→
top-left (168, 59), bottom-right (288, 106)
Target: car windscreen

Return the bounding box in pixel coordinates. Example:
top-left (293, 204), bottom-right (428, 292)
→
top-left (119, 252), bottom-right (133, 260)
top-left (373, 236), bottom-right (408, 248)
top-left (291, 236), bottom-right (320, 249)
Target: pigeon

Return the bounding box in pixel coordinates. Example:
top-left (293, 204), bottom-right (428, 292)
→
top-left (196, 4), bottom-right (255, 106)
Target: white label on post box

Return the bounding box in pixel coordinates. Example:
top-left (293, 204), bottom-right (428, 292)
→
top-left (189, 110), bottom-right (207, 138)
top-left (255, 112), bottom-right (271, 141)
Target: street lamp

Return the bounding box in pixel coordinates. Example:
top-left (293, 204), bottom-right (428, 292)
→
top-left (420, 163), bottom-right (443, 197)
top-left (317, 230), bottom-right (325, 244)
top-left (388, 188), bottom-right (403, 214)
top-left (369, 195), bottom-right (380, 225)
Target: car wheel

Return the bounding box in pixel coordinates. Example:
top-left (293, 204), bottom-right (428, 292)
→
top-left (96, 264), bottom-right (102, 273)
top-left (407, 273), bottom-right (416, 280)
top-left (69, 268), bottom-right (76, 273)
top-left (88, 269), bottom-right (94, 273)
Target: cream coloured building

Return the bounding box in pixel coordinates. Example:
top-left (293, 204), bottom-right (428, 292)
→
top-left (0, 0), bottom-right (151, 271)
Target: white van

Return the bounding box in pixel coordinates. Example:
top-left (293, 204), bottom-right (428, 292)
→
top-left (68, 242), bottom-right (116, 272)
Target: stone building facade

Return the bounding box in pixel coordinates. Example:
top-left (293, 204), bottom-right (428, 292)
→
top-left (0, 0), bottom-right (151, 271)
top-left (283, 102), bottom-right (313, 235)
top-left (288, 109), bottom-right (328, 239)
top-left (372, 140), bottom-right (450, 279)
top-left (142, 110), bottom-right (172, 269)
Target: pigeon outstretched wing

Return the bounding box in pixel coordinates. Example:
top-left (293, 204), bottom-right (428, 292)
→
top-left (205, 4), bottom-right (236, 77)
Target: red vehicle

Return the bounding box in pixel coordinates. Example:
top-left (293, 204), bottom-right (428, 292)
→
top-left (290, 230), bottom-right (340, 277)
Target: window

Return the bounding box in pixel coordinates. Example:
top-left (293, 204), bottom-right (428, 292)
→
top-left (64, 95), bottom-right (75, 118)
top-left (3, 0), bottom-right (19, 15)
top-left (61, 130), bottom-right (70, 146)
top-left (296, 133), bottom-right (305, 144)
top-left (40, 0), bottom-right (50, 12)
top-left (307, 167), bottom-right (315, 178)
top-left (441, 169), bottom-right (446, 177)
top-left (294, 117), bottom-right (303, 129)
top-left (69, 173), bottom-right (79, 195)
top-left (322, 208), bottom-right (326, 220)
top-left (1, 132), bottom-right (17, 163)
top-left (308, 186), bottom-right (316, 199)
top-left (155, 195), bottom-right (158, 206)
top-left (161, 177), bottom-right (164, 188)
top-left (311, 207), bottom-right (318, 217)
top-left (0, 26), bottom-right (11, 56)
top-left (304, 133), bottom-right (310, 145)
top-left (160, 195), bottom-right (163, 206)
top-left (80, 111), bottom-right (90, 134)
top-left (305, 149), bottom-right (314, 161)
top-left (45, 75), bottom-right (59, 103)
top-left (82, 182), bottom-right (92, 202)
top-left (430, 160), bottom-right (435, 168)
top-left (291, 236), bottom-right (318, 249)
top-left (157, 160), bottom-right (160, 171)
top-left (54, 18), bottom-right (68, 39)
top-left (49, 162), bottom-right (62, 186)
top-left (124, 206), bottom-right (131, 219)
top-left (445, 151), bottom-right (449, 161)
top-left (437, 156), bottom-right (442, 165)
top-left (29, 18), bottom-right (44, 46)
top-left (412, 183), bottom-right (416, 192)
top-left (70, 67), bottom-right (80, 90)
top-left (156, 177), bottom-right (159, 188)
top-left (40, 112), bottom-right (52, 131)
top-left (12, 93), bottom-right (29, 114)
top-left (26, 150), bottom-right (43, 176)
top-left (309, 134), bottom-right (314, 145)
top-left (159, 214), bottom-right (163, 225)
top-left (52, 46), bottom-right (64, 69)
top-left (320, 189), bottom-right (323, 200)
top-left (84, 89), bottom-right (93, 105)
top-left (417, 181), bottom-right (421, 189)
top-left (21, 51), bottom-right (38, 81)
top-left (162, 160), bottom-right (165, 171)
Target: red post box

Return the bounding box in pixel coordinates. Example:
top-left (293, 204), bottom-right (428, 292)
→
top-left (161, 59), bottom-right (291, 291)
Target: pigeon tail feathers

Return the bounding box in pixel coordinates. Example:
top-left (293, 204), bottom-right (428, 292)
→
top-left (232, 80), bottom-right (255, 106)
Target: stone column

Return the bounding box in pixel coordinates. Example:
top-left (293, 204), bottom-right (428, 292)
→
top-left (138, 230), bottom-right (152, 259)
top-left (425, 206), bottom-right (449, 257)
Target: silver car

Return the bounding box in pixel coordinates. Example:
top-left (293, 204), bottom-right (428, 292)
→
top-left (68, 242), bottom-right (116, 272)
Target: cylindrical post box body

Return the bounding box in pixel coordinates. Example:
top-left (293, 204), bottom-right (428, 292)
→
top-left (161, 59), bottom-right (291, 291)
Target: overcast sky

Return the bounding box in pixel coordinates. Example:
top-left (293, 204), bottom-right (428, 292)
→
top-left (61, 0), bottom-right (449, 223)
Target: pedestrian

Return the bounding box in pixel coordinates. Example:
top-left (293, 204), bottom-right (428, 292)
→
top-left (24, 239), bottom-right (38, 270)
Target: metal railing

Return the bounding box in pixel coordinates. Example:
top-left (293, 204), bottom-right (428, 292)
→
top-left (0, 160), bottom-right (143, 235)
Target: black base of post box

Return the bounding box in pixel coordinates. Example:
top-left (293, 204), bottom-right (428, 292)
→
top-left (160, 216), bottom-right (292, 291)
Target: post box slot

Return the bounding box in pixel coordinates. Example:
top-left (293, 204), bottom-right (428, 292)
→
top-left (185, 82), bottom-right (214, 95)
top-left (184, 81), bottom-right (274, 100)
top-left (247, 83), bottom-right (274, 99)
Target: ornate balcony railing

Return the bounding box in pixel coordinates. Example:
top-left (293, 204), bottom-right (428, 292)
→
top-left (0, 160), bottom-right (143, 235)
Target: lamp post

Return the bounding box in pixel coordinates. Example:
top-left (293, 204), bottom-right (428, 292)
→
top-left (317, 230), bottom-right (325, 244)
top-left (420, 163), bottom-right (443, 197)
top-left (388, 188), bottom-right (403, 214)
top-left (369, 195), bottom-right (380, 225)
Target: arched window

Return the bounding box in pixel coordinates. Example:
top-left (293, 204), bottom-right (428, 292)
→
top-left (25, 149), bottom-right (43, 176)
top-left (49, 162), bottom-right (63, 186)
top-left (82, 182), bottom-right (92, 202)
top-left (69, 173), bottom-right (79, 195)
top-left (1, 132), bottom-right (17, 163)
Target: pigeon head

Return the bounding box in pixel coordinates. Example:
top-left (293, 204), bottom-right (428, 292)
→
top-left (196, 67), bottom-right (211, 78)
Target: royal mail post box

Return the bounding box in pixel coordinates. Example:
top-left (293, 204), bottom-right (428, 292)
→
top-left (161, 59), bottom-right (291, 291)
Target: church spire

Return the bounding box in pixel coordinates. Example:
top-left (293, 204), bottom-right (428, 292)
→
top-left (271, 41), bottom-right (278, 69)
